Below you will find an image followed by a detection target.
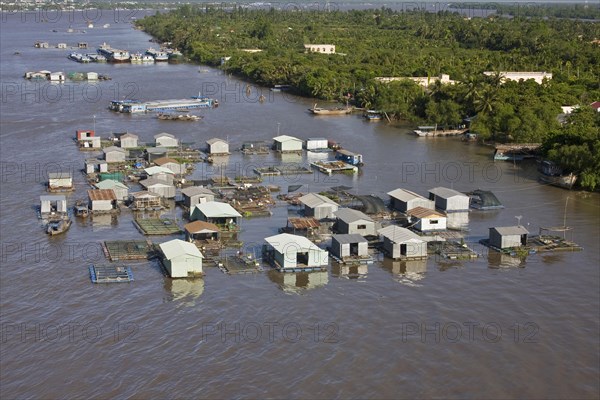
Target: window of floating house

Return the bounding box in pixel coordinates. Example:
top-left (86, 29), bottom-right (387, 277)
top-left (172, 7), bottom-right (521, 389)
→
top-left (357, 224), bottom-right (367, 230)
top-left (430, 220), bottom-right (438, 224)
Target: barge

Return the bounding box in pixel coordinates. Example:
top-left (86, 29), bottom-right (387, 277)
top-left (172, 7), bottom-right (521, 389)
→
top-left (109, 96), bottom-right (218, 113)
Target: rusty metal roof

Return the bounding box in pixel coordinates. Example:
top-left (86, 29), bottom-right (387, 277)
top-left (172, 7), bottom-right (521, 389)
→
top-left (288, 217), bottom-right (320, 229)
top-left (88, 189), bottom-right (117, 201)
top-left (407, 206), bottom-right (445, 219)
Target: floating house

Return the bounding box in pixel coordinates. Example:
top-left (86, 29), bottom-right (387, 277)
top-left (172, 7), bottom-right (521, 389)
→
top-left (40, 195), bottom-right (67, 215)
top-left (428, 187), bottom-right (470, 212)
top-left (79, 136), bottom-right (101, 149)
top-left (130, 191), bottom-right (161, 209)
top-left (144, 166), bottom-right (174, 183)
top-left (378, 225), bottom-right (427, 260)
top-left (184, 220), bottom-right (220, 242)
top-left (154, 133), bottom-right (179, 147)
top-left (48, 172), bottom-right (73, 191)
top-left (299, 193), bottom-right (339, 219)
top-left (119, 133), bottom-right (139, 149)
top-left (305, 138), bottom-right (329, 151)
top-left (181, 187), bottom-right (215, 208)
top-left (76, 130), bottom-right (95, 140)
top-left (154, 157), bottom-right (185, 175)
top-left (49, 72), bottom-right (65, 82)
top-left (273, 135), bottom-right (303, 152)
top-left (139, 178), bottom-right (176, 198)
top-left (84, 159), bottom-right (108, 174)
top-left (407, 207), bottom-right (447, 232)
top-left (488, 226), bottom-right (529, 249)
top-left (264, 233), bottom-right (328, 270)
top-left (103, 146), bottom-right (127, 163)
top-left (95, 179), bottom-right (128, 201)
top-left (57, 43), bottom-right (67, 49)
top-left (87, 189), bottom-right (117, 212)
top-left (283, 217), bottom-right (321, 237)
top-left (335, 149), bottom-right (363, 165)
top-left (146, 147), bottom-right (168, 162)
top-left (387, 188), bottom-right (435, 213)
top-left (331, 234), bottom-right (369, 260)
top-left (334, 208), bottom-right (376, 236)
top-left (158, 239), bottom-right (204, 278)
top-left (190, 202), bottom-right (242, 226)
top-left (206, 138), bottom-right (230, 155)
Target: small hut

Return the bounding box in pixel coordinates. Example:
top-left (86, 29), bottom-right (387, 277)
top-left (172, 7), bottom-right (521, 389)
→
top-left (273, 135), bottom-right (302, 152)
top-left (88, 189), bottom-right (117, 213)
top-left (103, 146), bottom-right (127, 163)
top-left (181, 187), bottom-right (215, 208)
top-left (334, 208), bottom-right (376, 236)
top-left (119, 133), bottom-right (139, 149)
top-left (95, 179), bottom-right (128, 201)
top-left (299, 193), bottom-right (339, 219)
top-left (154, 133), bottom-right (179, 147)
top-left (378, 225), bottom-right (427, 260)
top-left (139, 178), bottom-right (176, 198)
top-left (488, 226), bottom-right (529, 249)
top-left (40, 195), bottom-right (67, 215)
top-left (206, 138), bottom-right (230, 155)
top-left (331, 234), bottom-right (369, 260)
top-left (184, 221), bottom-right (220, 242)
top-left (48, 172), bottom-right (73, 191)
top-left (159, 239), bottom-right (203, 278)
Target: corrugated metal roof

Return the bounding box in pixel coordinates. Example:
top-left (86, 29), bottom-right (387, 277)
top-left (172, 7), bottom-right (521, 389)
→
top-left (95, 179), bottom-right (127, 190)
top-left (159, 239), bottom-right (203, 260)
top-left (153, 157), bottom-right (180, 166)
top-left (265, 233), bottom-right (323, 253)
top-left (40, 195), bottom-right (66, 202)
top-left (299, 193), bottom-right (338, 208)
top-left (206, 138), bottom-right (228, 145)
top-left (140, 178), bottom-right (174, 188)
top-left (103, 146), bottom-right (126, 154)
top-left (131, 191), bottom-right (159, 199)
top-left (334, 208), bottom-right (374, 223)
top-left (192, 201), bottom-right (242, 218)
top-left (184, 221), bottom-right (220, 234)
top-left (181, 186), bottom-right (214, 197)
top-left (154, 132), bottom-right (175, 139)
top-left (378, 225), bottom-right (424, 243)
top-left (387, 188), bottom-right (426, 202)
top-left (121, 133), bottom-right (138, 139)
top-left (407, 206), bottom-right (445, 219)
top-left (491, 226), bottom-right (529, 235)
top-left (332, 234), bottom-right (368, 244)
top-left (273, 135), bottom-right (302, 143)
top-left (288, 217), bottom-right (320, 229)
top-left (88, 189), bottom-right (117, 201)
top-left (48, 172), bottom-right (72, 179)
top-left (429, 187), bottom-right (468, 199)
top-left (144, 166), bottom-right (174, 175)
top-left (147, 147), bottom-right (168, 154)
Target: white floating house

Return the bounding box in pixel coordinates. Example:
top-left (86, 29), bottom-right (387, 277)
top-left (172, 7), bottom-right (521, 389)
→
top-left (48, 172), bottom-right (73, 191)
top-left (334, 208), bottom-right (376, 236)
top-left (190, 201), bottom-right (242, 226)
top-left (488, 226), bottom-right (529, 249)
top-left (159, 239), bottom-right (204, 278)
top-left (206, 138), bottom-right (230, 155)
top-left (304, 138), bottom-right (328, 151)
top-left (144, 165), bottom-right (175, 183)
top-left (95, 179), bottom-right (128, 201)
top-left (299, 193), bottom-right (339, 219)
top-left (407, 207), bottom-right (447, 232)
top-left (84, 159), bottom-right (108, 174)
top-left (154, 133), bottom-right (179, 147)
top-left (119, 133), bottom-right (139, 149)
top-left (146, 147), bottom-right (168, 162)
top-left (378, 225), bottom-right (427, 260)
top-left (331, 234), bottom-right (369, 260)
top-left (154, 157), bottom-right (185, 175)
top-left (87, 189), bottom-right (117, 212)
top-left (103, 146), bottom-right (127, 163)
top-left (184, 221), bottom-right (220, 242)
top-left (139, 178), bottom-right (176, 198)
top-left (40, 195), bottom-right (67, 215)
top-left (130, 191), bottom-right (161, 209)
top-left (181, 186), bottom-right (215, 208)
top-left (428, 187), bottom-right (470, 212)
top-left (264, 233), bottom-right (328, 270)
top-left (273, 135), bottom-right (303, 152)
top-left (388, 188), bottom-right (435, 213)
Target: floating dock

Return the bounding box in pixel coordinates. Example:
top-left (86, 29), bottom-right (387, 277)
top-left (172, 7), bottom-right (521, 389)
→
top-left (217, 255), bottom-right (263, 275)
top-left (434, 241), bottom-right (480, 260)
top-left (109, 97), bottom-right (217, 113)
top-left (311, 161), bottom-right (358, 175)
top-left (133, 218), bottom-right (181, 235)
top-left (103, 240), bottom-right (155, 261)
top-left (89, 264), bottom-right (134, 283)
top-left (254, 166), bottom-right (312, 176)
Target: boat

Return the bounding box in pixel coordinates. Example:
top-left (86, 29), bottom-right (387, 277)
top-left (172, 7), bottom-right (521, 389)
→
top-left (364, 110), bottom-right (382, 121)
top-left (46, 217), bottom-right (72, 235)
top-left (493, 143), bottom-right (540, 161)
top-left (110, 95), bottom-right (218, 113)
top-left (146, 48), bottom-right (168, 62)
top-left (97, 42), bottom-right (130, 62)
top-left (468, 189), bottom-right (504, 210)
top-left (157, 113), bottom-right (203, 121)
top-left (166, 48), bottom-right (183, 62)
top-left (308, 103), bottom-right (352, 115)
top-left (270, 84), bottom-right (291, 92)
top-left (74, 200), bottom-right (89, 217)
top-left (141, 54), bottom-right (154, 63)
top-left (68, 52), bottom-right (90, 63)
top-left (130, 52), bottom-right (143, 63)
top-left (87, 53), bottom-right (107, 62)
top-left (413, 125), bottom-right (469, 137)
top-left (538, 160), bottom-right (577, 189)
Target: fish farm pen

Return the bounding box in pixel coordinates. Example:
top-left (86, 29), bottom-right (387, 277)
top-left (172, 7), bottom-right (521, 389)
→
top-left (133, 218), bottom-right (181, 235)
top-left (217, 255), bottom-right (263, 275)
top-left (89, 264), bottom-right (134, 283)
top-left (254, 166), bottom-right (312, 176)
top-left (433, 241), bottom-right (480, 260)
top-left (103, 240), bottom-right (155, 261)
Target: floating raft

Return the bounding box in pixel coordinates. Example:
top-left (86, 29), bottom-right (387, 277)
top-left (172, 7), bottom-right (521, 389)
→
top-left (218, 256), bottom-right (263, 275)
top-left (254, 166), bottom-right (312, 176)
top-left (310, 161), bottom-right (358, 175)
top-left (434, 241), bottom-right (480, 260)
top-left (103, 240), bottom-right (154, 261)
top-left (133, 218), bottom-right (181, 235)
top-left (89, 264), bottom-right (134, 283)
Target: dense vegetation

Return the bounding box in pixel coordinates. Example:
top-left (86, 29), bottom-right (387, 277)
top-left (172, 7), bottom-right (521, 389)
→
top-left (450, 2), bottom-right (600, 20)
top-left (137, 6), bottom-right (600, 189)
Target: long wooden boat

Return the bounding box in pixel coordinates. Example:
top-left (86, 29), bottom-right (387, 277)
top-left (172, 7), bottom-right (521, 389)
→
top-left (413, 125), bottom-right (469, 137)
top-left (46, 217), bottom-right (72, 235)
top-left (308, 103), bottom-right (352, 115)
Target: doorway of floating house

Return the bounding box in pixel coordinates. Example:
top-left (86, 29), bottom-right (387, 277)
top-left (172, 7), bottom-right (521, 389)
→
top-left (297, 251), bottom-right (309, 266)
top-left (350, 242), bottom-right (359, 256)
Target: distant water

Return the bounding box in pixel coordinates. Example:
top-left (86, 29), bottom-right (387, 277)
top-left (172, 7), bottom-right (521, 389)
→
top-left (1, 10), bottom-right (599, 400)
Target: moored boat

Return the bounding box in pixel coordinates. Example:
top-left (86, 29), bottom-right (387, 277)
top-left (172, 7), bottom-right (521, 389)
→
top-left (538, 160), bottom-right (577, 189)
top-left (97, 42), bottom-right (130, 63)
top-left (46, 217), bottom-right (72, 235)
top-left (413, 125), bottom-right (469, 137)
top-left (308, 103), bottom-right (352, 115)
top-left (146, 48), bottom-right (168, 62)
top-left (130, 52), bottom-right (143, 63)
top-left (364, 110), bottom-right (382, 121)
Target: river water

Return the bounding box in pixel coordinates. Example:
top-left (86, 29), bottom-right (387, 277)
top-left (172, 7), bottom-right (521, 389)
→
top-left (1, 10), bottom-right (599, 400)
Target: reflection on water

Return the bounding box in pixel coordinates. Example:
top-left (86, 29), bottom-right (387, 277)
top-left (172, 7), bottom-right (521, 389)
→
top-left (90, 213), bottom-right (118, 230)
top-left (331, 262), bottom-right (368, 280)
top-left (381, 257), bottom-right (427, 286)
top-left (277, 152), bottom-right (303, 164)
top-left (446, 211), bottom-right (469, 231)
top-left (163, 277), bottom-right (205, 305)
top-left (267, 269), bottom-right (328, 294)
top-left (487, 250), bottom-right (526, 269)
